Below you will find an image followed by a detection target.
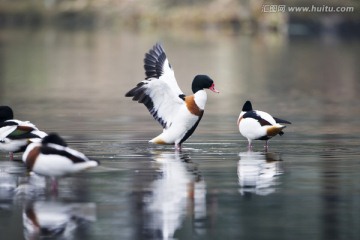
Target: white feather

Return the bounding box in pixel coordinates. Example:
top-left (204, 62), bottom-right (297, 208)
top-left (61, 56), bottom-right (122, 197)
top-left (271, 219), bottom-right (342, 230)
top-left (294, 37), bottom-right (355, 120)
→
top-left (0, 125), bottom-right (17, 139)
top-left (151, 110), bottom-right (199, 145)
top-left (145, 78), bottom-right (184, 129)
top-left (0, 138), bottom-right (28, 152)
top-left (32, 154), bottom-right (96, 177)
top-left (159, 58), bottom-right (183, 96)
top-left (239, 118), bottom-right (267, 141)
top-left (194, 90), bottom-right (207, 110)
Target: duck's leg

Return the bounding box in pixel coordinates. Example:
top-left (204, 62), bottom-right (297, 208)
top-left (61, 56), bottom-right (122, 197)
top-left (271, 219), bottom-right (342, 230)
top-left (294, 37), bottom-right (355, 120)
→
top-left (175, 143), bottom-right (182, 152)
top-left (264, 141), bottom-right (269, 151)
top-left (247, 140), bottom-right (253, 151)
top-left (9, 152), bottom-right (14, 161)
top-left (50, 177), bottom-right (58, 194)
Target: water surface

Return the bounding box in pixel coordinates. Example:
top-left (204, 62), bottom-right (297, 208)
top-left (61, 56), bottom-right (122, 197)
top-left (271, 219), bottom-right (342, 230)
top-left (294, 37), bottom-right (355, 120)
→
top-left (0, 28), bottom-right (360, 240)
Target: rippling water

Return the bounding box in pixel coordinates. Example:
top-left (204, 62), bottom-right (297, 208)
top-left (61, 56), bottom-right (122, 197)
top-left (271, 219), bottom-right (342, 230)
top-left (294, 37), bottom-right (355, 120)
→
top-left (0, 28), bottom-right (360, 240)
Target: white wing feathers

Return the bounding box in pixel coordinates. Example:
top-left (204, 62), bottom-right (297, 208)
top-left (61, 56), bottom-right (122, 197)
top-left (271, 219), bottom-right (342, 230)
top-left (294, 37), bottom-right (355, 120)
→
top-left (126, 43), bottom-right (185, 129)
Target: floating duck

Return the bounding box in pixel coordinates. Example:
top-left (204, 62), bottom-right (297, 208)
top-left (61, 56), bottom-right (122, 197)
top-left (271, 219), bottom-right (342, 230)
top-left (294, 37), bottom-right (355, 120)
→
top-left (237, 101), bottom-right (291, 149)
top-left (0, 106), bottom-right (47, 160)
top-left (22, 133), bottom-right (98, 191)
top-left (125, 43), bottom-right (219, 150)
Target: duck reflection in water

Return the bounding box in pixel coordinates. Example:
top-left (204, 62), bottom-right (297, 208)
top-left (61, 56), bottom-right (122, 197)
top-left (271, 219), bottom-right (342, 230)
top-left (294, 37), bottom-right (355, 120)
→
top-left (23, 201), bottom-right (96, 240)
top-left (140, 152), bottom-right (206, 240)
top-left (238, 151), bottom-right (284, 196)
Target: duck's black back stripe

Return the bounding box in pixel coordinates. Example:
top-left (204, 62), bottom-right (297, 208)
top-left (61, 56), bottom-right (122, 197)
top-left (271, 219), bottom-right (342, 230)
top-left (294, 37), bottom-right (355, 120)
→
top-left (257, 136), bottom-right (270, 141)
top-left (125, 82), bottom-right (168, 129)
top-left (179, 111), bottom-right (204, 144)
top-left (40, 146), bottom-right (86, 164)
top-left (242, 111), bottom-right (271, 126)
top-left (144, 43), bottom-right (167, 79)
top-left (273, 117), bottom-right (291, 124)
top-left (0, 121), bottom-right (18, 127)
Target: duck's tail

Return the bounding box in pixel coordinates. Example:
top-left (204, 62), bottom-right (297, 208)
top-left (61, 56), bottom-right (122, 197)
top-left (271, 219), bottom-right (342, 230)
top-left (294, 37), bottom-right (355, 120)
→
top-left (149, 134), bottom-right (169, 145)
top-left (266, 124), bottom-right (286, 137)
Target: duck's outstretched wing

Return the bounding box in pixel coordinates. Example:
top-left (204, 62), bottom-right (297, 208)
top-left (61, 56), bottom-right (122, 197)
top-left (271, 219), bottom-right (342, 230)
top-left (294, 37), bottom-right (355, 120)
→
top-left (143, 43), bottom-right (184, 97)
top-left (126, 43), bottom-right (185, 129)
top-left (125, 79), bottom-right (184, 129)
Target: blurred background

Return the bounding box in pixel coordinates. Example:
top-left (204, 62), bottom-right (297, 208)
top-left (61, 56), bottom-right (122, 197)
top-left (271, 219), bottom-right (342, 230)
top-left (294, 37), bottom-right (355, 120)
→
top-left (0, 0), bottom-right (359, 35)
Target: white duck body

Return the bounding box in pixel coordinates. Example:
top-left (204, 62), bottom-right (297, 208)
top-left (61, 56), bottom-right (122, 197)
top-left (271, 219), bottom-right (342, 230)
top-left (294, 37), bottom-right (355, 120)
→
top-left (237, 101), bottom-right (291, 148)
top-left (22, 134), bottom-right (98, 178)
top-left (0, 138), bottom-right (29, 153)
top-left (150, 90), bottom-right (207, 145)
top-left (238, 110), bottom-right (285, 142)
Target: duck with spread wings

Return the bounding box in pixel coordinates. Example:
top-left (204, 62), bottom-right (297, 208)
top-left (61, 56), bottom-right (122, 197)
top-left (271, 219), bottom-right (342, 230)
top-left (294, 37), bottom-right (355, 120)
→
top-left (125, 43), bottom-right (219, 150)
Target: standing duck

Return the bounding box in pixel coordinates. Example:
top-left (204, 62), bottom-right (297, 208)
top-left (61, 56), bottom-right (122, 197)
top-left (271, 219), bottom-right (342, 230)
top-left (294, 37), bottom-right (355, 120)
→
top-left (22, 133), bottom-right (98, 191)
top-left (237, 101), bottom-right (291, 150)
top-left (125, 43), bottom-right (219, 150)
top-left (0, 106), bottom-right (47, 160)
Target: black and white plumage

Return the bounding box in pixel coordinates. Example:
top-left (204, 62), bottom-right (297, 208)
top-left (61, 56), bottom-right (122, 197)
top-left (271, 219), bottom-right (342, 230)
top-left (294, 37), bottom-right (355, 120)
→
top-left (0, 106), bottom-right (47, 159)
top-left (22, 133), bottom-right (98, 191)
top-left (237, 101), bottom-right (291, 149)
top-left (125, 43), bottom-right (219, 150)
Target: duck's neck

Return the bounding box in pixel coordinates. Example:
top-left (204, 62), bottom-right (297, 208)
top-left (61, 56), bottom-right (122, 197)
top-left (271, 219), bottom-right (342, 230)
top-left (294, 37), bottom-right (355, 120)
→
top-left (194, 90), bottom-right (207, 110)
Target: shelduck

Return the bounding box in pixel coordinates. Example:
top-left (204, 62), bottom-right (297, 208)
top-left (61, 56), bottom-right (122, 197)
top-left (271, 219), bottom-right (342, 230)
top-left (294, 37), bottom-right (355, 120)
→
top-left (125, 43), bottom-right (219, 150)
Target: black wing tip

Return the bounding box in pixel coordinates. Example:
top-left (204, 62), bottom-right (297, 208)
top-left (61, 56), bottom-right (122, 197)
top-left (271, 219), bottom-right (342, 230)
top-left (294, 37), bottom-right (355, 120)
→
top-left (125, 88), bottom-right (136, 97)
top-left (154, 42), bottom-right (164, 51)
top-left (125, 82), bottom-right (146, 97)
top-left (145, 42), bottom-right (165, 60)
top-left (143, 42), bottom-right (167, 79)
top-left (274, 117), bottom-right (292, 124)
top-left (242, 100), bottom-right (253, 111)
